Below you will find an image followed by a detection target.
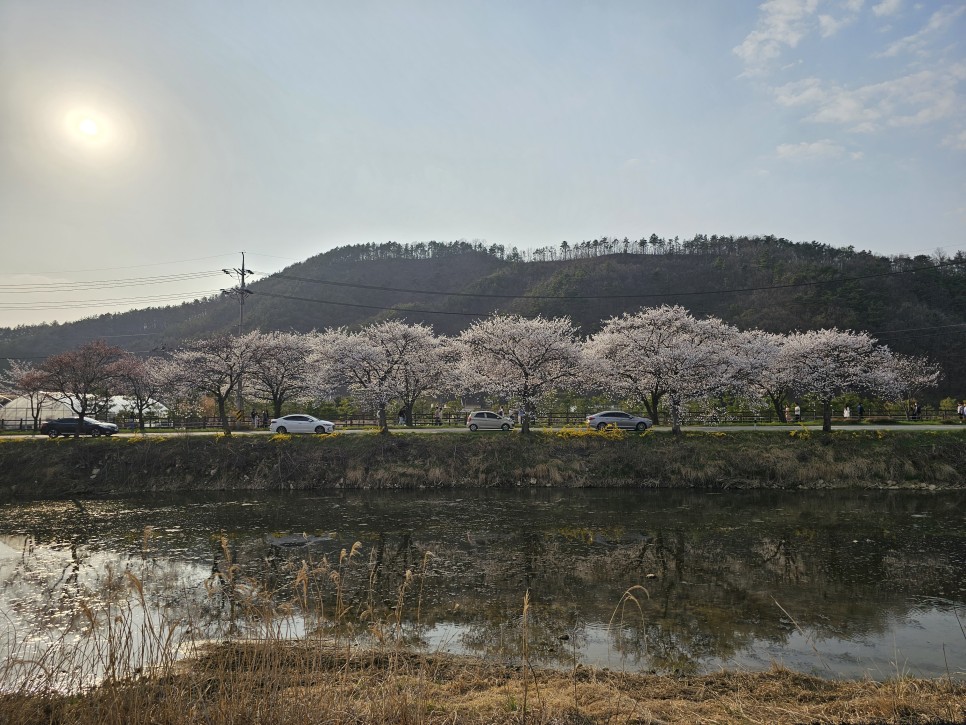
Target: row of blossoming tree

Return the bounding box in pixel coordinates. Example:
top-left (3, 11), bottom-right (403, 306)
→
top-left (3, 305), bottom-right (940, 436)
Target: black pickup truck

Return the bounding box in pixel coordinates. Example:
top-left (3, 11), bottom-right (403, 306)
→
top-left (40, 417), bottom-right (119, 438)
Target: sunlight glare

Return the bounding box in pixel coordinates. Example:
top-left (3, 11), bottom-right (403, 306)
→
top-left (65, 108), bottom-right (112, 148)
top-left (78, 117), bottom-right (99, 136)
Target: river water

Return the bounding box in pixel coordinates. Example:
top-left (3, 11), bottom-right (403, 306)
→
top-left (1, 489), bottom-right (964, 683)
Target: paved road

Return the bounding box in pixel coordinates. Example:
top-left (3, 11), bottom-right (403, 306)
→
top-left (3, 423), bottom-right (963, 440)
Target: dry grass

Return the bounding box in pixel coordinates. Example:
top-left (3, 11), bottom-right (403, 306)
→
top-left (1, 522), bottom-right (963, 725)
top-left (1, 646), bottom-right (962, 724)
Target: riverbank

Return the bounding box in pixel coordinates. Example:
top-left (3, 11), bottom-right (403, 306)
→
top-left (1, 429), bottom-right (964, 497)
top-left (2, 642), bottom-right (962, 725)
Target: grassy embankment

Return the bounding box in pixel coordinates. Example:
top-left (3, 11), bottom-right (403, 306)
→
top-left (1, 427), bottom-right (964, 497)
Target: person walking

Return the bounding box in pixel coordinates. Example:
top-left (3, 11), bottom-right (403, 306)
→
top-left (793, 404), bottom-right (801, 422)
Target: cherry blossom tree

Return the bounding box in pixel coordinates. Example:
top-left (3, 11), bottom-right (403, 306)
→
top-left (784, 329), bottom-right (897, 432)
top-left (112, 354), bottom-right (166, 431)
top-left (37, 340), bottom-right (125, 438)
top-left (0, 360), bottom-right (54, 432)
top-left (158, 334), bottom-right (253, 436)
top-left (380, 324), bottom-right (459, 427)
top-left (585, 305), bottom-right (740, 433)
top-left (878, 352), bottom-right (941, 416)
top-left (731, 330), bottom-right (799, 422)
top-left (319, 322), bottom-right (450, 433)
top-left (457, 314), bottom-right (582, 434)
top-left (243, 331), bottom-right (329, 418)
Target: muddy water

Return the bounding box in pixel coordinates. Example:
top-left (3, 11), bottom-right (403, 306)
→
top-left (1, 489), bottom-right (964, 680)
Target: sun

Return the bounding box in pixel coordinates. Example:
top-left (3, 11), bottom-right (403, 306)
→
top-left (65, 108), bottom-right (111, 147)
top-left (77, 117), bottom-right (99, 136)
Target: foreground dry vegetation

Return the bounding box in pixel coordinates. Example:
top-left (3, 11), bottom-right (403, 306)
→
top-left (3, 643), bottom-right (964, 725)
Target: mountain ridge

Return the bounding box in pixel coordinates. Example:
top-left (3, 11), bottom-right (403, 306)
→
top-left (2, 236), bottom-right (964, 396)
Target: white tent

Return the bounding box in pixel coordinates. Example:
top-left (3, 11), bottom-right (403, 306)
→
top-left (0, 394), bottom-right (77, 424)
top-left (107, 395), bottom-right (168, 417)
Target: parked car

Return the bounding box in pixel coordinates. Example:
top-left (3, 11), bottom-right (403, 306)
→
top-left (586, 410), bottom-right (653, 431)
top-left (269, 414), bottom-right (335, 434)
top-left (466, 410), bottom-right (515, 431)
top-left (41, 417), bottom-right (119, 438)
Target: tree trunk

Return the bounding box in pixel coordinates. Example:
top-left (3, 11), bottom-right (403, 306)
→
top-left (273, 398), bottom-right (283, 419)
top-left (217, 397), bottom-right (232, 436)
top-left (669, 396), bottom-right (682, 435)
top-left (822, 400), bottom-right (832, 433)
top-left (649, 392), bottom-right (662, 425)
top-left (521, 409), bottom-right (530, 434)
top-left (770, 393), bottom-right (787, 423)
top-left (378, 401), bottom-right (389, 434)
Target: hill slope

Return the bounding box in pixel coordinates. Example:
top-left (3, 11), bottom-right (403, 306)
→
top-left (2, 236), bottom-right (964, 396)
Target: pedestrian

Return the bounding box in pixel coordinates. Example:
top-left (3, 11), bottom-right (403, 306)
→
top-left (434, 405), bottom-right (442, 426)
top-left (498, 406), bottom-right (504, 417)
top-left (783, 405), bottom-right (790, 422)
top-left (262, 409), bottom-right (269, 427)
top-left (857, 402), bottom-right (863, 419)
top-left (843, 405), bottom-right (851, 419)
top-left (398, 407), bottom-right (406, 425)
top-left (250, 408), bottom-right (257, 426)
top-left (793, 404), bottom-right (801, 422)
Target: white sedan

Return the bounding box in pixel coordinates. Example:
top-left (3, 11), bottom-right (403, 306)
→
top-left (466, 410), bottom-right (516, 431)
top-left (269, 414), bottom-right (335, 434)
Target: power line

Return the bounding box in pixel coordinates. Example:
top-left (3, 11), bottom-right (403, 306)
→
top-left (254, 290), bottom-right (482, 317)
top-left (0, 271), bottom-right (226, 293)
top-left (6, 254), bottom-right (236, 276)
top-left (253, 257), bottom-right (966, 302)
top-left (0, 289), bottom-right (223, 311)
top-left (870, 322), bottom-right (966, 336)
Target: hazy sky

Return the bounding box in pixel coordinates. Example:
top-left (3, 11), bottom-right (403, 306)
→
top-left (1, 0), bottom-right (964, 327)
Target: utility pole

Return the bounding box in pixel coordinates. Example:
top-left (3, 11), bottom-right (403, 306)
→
top-left (221, 252), bottom-right (254, 413)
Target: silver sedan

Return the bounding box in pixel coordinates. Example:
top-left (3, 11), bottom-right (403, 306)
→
top-left (586, 410), bottom-right (653, 431)
top-left (270, 414), bottom-right (335, 434)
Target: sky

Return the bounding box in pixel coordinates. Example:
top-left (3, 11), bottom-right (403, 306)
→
top-left (1, 0), bottom-right (964, 328)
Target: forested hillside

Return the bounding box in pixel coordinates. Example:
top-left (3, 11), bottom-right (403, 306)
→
top-left (2, 235), bottom-right (964, 397)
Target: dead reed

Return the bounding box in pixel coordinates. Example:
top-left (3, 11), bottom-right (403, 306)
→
top-left (0, 532), bottom-right (963, 724)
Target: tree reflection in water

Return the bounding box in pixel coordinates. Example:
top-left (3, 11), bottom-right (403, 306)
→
top-left (0, 489), bottom-right (963, 681)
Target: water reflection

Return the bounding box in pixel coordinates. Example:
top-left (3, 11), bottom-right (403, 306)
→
top-left (0, 489), bottom-right (964, 682)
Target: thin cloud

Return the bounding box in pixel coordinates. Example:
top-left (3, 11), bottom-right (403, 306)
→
top-left (879, 4), bottom-right (966, 57)
top-left (775, 139), bottom-right (854, 159)
top-left (819, 0), bottom-right (867, 37)
top-left (733, 0), bottom-right (821, 72)
top-left (943, 129), bottom-right (966, 151)
top-left (872, 0), bottom-right (902, 17)
top-left (774, 62), bottom-right (965, 132)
